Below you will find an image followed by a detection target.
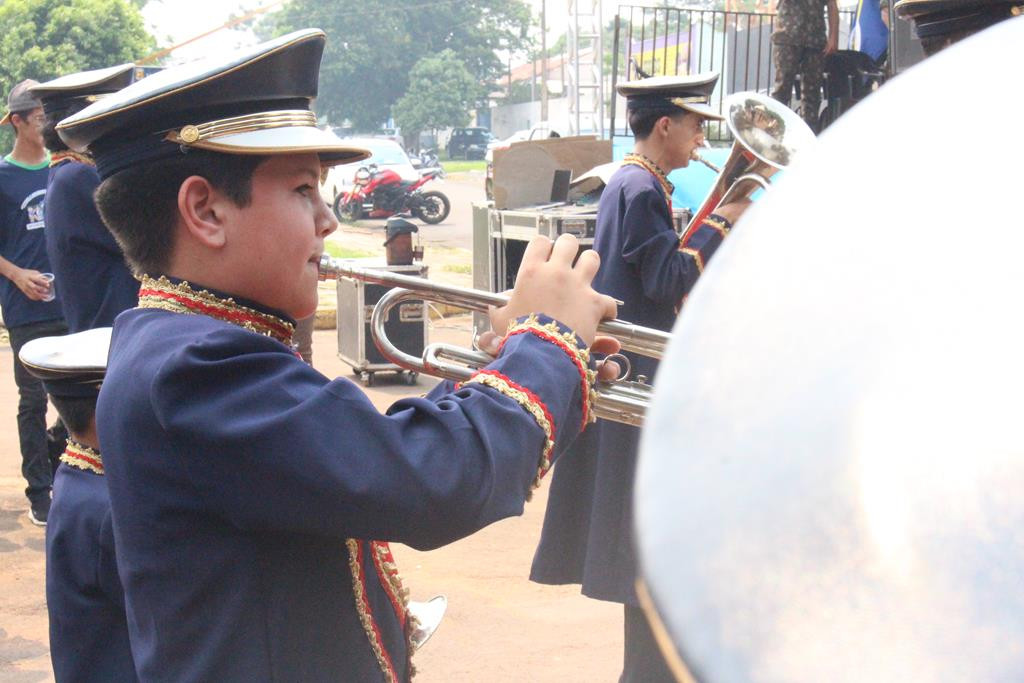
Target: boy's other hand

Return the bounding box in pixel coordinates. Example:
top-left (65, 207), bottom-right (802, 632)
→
top-left (488, 234), bottom-right (618, 347)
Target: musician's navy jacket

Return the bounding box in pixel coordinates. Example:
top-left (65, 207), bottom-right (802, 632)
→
top-left (44, 158), bottom-right (139, 332)
top-left (96, 276), bottom-right (593, 682)
top-left (531, 162), bottom-right (730, 604)
top-left (47, 446), bottom-right (137, 682)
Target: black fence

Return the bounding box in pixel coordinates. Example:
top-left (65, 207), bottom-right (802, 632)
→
top-left (611, 4), bottom-right (856, 141)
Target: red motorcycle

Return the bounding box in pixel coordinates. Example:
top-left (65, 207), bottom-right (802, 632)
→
top-left (334, 164), bottom-right (450, 224)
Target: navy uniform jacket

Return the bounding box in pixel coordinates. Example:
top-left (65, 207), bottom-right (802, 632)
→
top-left (45, 159), bottom-right (139, 332)
top-left (531, 163), bottom-right (730, 604)
top-left (96, 277), bottom-right (593, 682)
top-left (47, 447), bottom-right (137, 682)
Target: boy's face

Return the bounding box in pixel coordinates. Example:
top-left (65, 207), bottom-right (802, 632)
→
top-left (664, 111), bottom-right (707, 170)
top-left (13, 107), bottom-right (44, 147)
top-left (225, 153), bottom-right (337, 319)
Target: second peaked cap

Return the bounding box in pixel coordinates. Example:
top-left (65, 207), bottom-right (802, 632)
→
top-left (30, 64), bottom-right (137, 119)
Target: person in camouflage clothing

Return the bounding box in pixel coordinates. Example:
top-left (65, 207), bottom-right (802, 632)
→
top-left (771, 0), bottom-right (839, 133)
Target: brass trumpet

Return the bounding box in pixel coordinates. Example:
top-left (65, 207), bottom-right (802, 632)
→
top-left (684, 92), bottom-right (816, 239)
top-left (319, 255), bottom-right (668, 426)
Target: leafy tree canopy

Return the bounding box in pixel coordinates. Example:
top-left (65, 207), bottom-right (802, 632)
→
top-left (259, 0), bottom-right (532, 130)
top-left (0, 0), bottom-right (155, 149)
top-left (393, 49), bottom-right (479, 141)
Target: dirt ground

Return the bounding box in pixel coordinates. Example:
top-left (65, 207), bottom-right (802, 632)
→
top-left (0, 224), bottom-right (624, 680)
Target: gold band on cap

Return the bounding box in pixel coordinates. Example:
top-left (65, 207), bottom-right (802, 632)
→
top-left (669, 96), bottom-right (709, 108)
top-left (166, 109), bottom-right (318, 146)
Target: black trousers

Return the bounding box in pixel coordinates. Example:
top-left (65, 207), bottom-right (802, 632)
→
top-left (621, 604), bottom-right (676, 683)
top-left (8, 319), bottom-right (68, 506)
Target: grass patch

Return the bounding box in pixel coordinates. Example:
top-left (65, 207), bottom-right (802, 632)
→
top-left (442, 264), bottom-right (472, 275)
top-left (324, 242), bottom-right (376, 259)
top-left (442, 160), bottom-right (486, 174)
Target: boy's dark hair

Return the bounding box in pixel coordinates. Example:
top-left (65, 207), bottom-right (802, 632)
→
top-left (628, 106), bottom-right (686, 140)
top-left (42, 101), bottom-right (91, 152)
top-left (49, 395), bottom-right (98, 437)
top-left (94, 153), bottom-right (267, 275)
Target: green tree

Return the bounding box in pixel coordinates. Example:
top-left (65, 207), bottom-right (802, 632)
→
top-left (0, 0), bottom-right (155, 150)
top-left (259, 0), bottom-right (532, 130)
top-left (393, 50), bottom-right (479, 144)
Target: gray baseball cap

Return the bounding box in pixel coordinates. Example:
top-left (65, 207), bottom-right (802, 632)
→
top-left (1, 79), bottom-right (42, 126)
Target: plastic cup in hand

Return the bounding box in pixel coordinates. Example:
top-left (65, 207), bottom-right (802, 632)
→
top-left (39, 273), bottom-right (55, 302)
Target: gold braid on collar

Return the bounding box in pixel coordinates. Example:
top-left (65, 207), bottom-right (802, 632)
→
top-left (50, 150), bottom-right (95, 167)
top-left (136, 275), bottom-right (295, 346)
top-left (61, 439), bottom-right (103, 474)
top-left (623, 153), bottom-right (674, 204)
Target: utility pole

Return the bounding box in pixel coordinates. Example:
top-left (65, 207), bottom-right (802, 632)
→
top-left (541, 0), bottom-right (549, 122)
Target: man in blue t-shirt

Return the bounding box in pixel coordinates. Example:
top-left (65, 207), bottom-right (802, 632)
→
top-left (0, 79), bottom-right (67, 526)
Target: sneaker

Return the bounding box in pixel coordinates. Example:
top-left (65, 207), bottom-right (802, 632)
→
top-left (28, 501), bottom-right (49, 527)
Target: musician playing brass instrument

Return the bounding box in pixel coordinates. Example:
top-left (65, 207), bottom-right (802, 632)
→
top-left (55, 29), bottom-right (622, 682)
top-left (530, 73), bottom-right (751, 682)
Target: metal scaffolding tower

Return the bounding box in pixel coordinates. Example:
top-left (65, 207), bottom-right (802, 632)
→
top-left (567, 0), bottom-right (605, 136)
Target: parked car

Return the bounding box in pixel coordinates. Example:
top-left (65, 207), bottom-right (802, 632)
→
top-left (320, 137), bottom-right (420, 205)
top-left (376, 127), bottom-right (404, 148)
top-left (446, 127), bottom-right (493, 160)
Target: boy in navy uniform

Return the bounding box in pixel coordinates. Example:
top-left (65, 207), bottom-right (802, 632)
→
top-left (31, 65), bottom-right (140, 333)
top-left (18, 328), bottom-right (136, 682)
top-left (0, 79), bottom-right (67, 526)
top-left (58, 29), bottom-right (618, 681)
top-left (530, 74), bottom-right (750, 682)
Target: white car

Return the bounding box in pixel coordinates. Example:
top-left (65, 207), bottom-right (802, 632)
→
top-left (320, 137), bottom-right (420, 204)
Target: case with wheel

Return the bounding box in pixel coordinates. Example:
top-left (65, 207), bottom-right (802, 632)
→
top-left (336, 260), bottom-right (428, 386)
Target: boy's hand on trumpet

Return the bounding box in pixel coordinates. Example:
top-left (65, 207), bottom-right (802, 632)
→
top-left (487, 234), bottom-right (621, 378)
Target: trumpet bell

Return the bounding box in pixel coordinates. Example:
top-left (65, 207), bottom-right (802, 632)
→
top-left (407, 595), bottom-right (447, 650)
top-left (723, 91), bottom-right (815, 172)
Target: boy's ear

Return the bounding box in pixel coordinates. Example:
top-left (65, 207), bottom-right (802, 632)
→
top-left (177, 175), bottom-right (229, 248)
top-left (656, 115), bottom-right (671, 137)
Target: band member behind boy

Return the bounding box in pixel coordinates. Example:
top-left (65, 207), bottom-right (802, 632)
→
top-left (530, 73), bottom-right (750, 682)
top-left (19, 327), bottom-right (137, 682)
top-left (31, 65), bottom-right (141, 333)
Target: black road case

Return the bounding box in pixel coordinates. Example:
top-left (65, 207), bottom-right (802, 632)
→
top-left (336, 261), bottom-right (429, 386)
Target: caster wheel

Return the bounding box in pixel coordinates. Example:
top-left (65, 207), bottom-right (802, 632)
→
top-left (361, 371), bottom-right (374, 387)
top-left (404, 372), bottom-right (418, 386)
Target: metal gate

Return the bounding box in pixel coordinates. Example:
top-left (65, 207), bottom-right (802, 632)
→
top-left (610, 4), bottom-right (855, 141)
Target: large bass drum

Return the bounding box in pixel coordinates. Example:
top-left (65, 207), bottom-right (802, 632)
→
top-left (634, 16), bottom-right (1024, 683)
